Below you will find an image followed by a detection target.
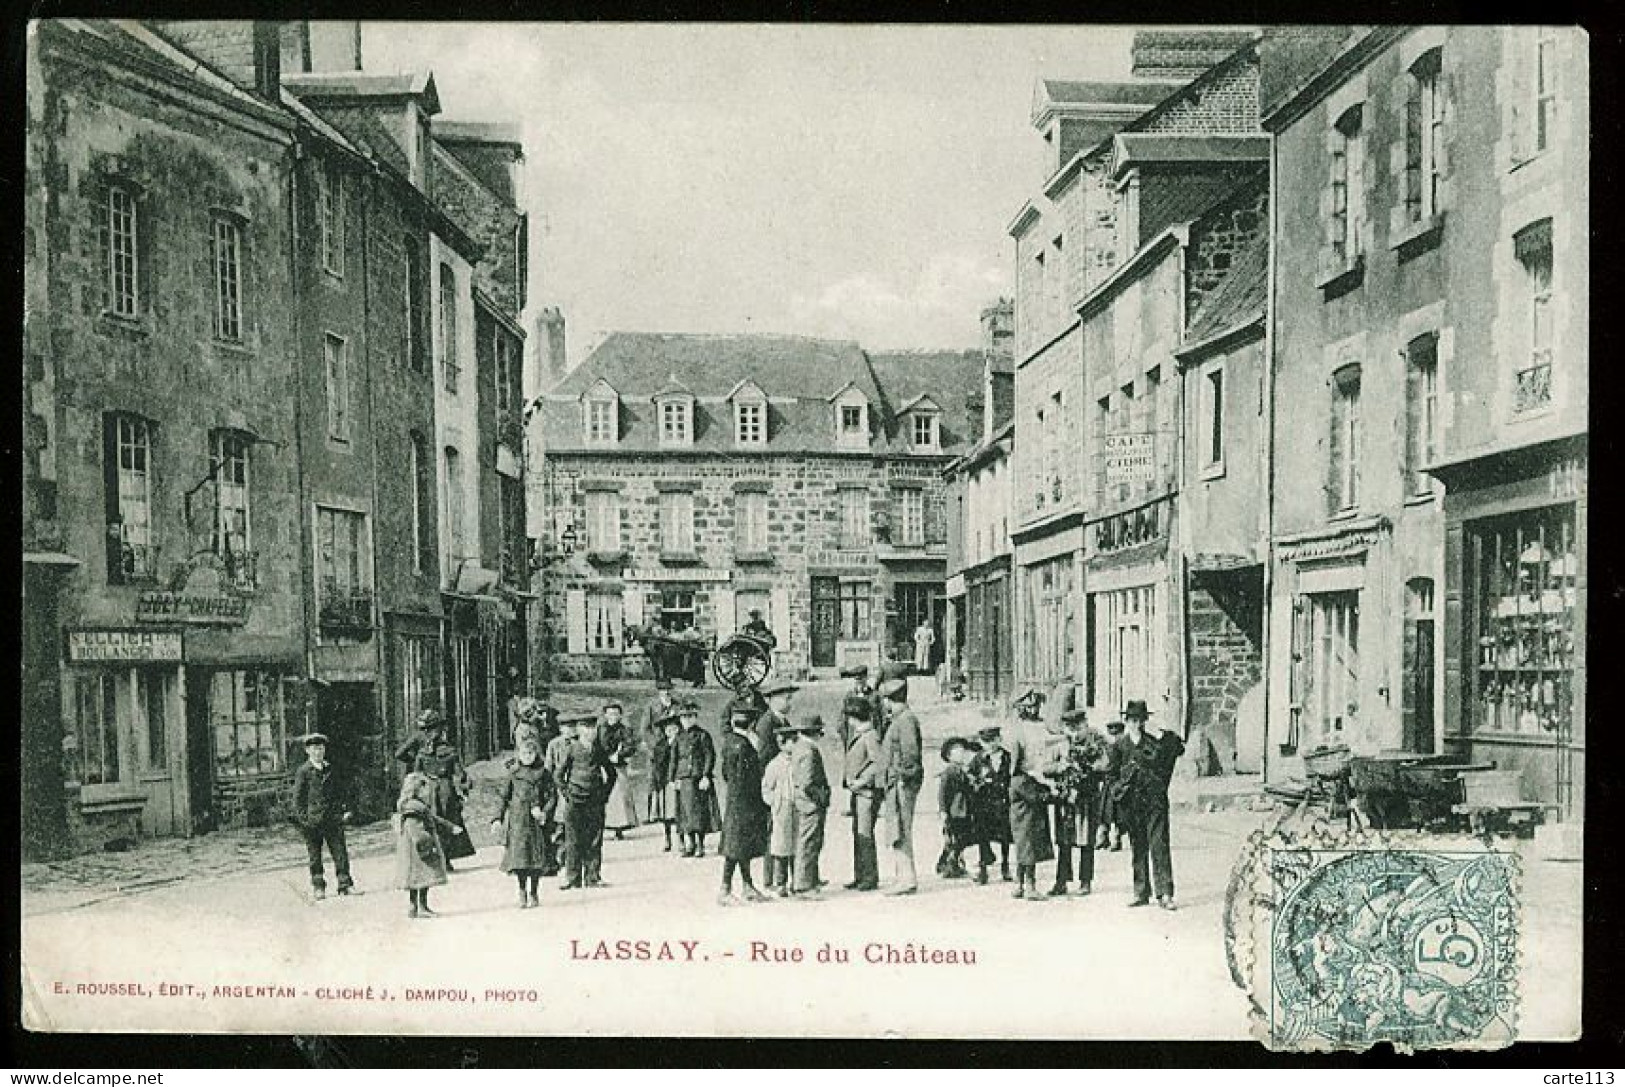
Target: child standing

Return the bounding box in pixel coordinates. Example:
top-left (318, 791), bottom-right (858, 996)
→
top-left (647, 708), bottom-right (682, 852)
top-left (395, 771), bottom-right (464, 919)
top-left (969, 723), bottom-right (1013, 884)
top-left (760, 729), bottom-right (796, 897)
top-left (492, 740), bottom-right (555, 909)
top-left (936, 738), bottom-right (978, 879)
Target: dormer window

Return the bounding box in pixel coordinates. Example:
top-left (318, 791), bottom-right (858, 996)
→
top-left (899, 395), bottom-right (943, 454)
top-left (842, 406), bottom-right (864, 435)
top-left (830, 384), bottom-right (871, 451)
top-left (912, 414), bottom-right (937, 449)
top-left (659, 400), bottom-right (692, 446)
top-left (582, 379), bottom-right (620, 447)
top-left (729, 379), bottom-right (768, 447)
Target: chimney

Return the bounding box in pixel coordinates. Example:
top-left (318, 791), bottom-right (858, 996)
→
top-left (252, 22), bottom-right (282, 102)
top-left (528, 307), bottom-right (569, 398)
top-left (307, 21), bottom-right (364, 72)
top-left (980, 298), bottom-right (1014, 357)
top-left (1130, 29), bottom-right (1256, 81)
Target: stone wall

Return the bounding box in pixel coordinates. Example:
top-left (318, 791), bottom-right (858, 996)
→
top-left (1186, 569), bottom-right (1264, 775)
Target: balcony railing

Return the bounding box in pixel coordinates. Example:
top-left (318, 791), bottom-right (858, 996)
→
top-left (218, 549), bottom-right (259, 593)
top-left (318, 587), bottom-right (374, 631)
top-left (1514, 363), bottom-right (1553, 414)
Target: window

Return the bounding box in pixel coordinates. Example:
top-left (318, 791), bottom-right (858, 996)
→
top-left (211, 669), bottom-right (289, 779)
top-left (1515, 220), bottom-right (1554, 413)
top-left (659, 400), bottom-right (692, 445)
top-left (736, 401), bottom-right (766, 446)
top-left (104, 185), bottom-right (139, 318)
top-left (1468, 504), bottom-right (1577, 739)
top-left (316, 506), bottom-right (369, 621)
top-left (1329, 365), bottom-right (1362, 513)
top-left (1406, 51), bottom-right (1444, 223)
top-left (212, 430), bottom-right (251, 565)
top-left (1535, 28), bottom-right (1558, 153)
top-left (211, 216), bottom-right (243, 341)
top-left (72, 672), bottom-right (120, 786)
top-left (660, 589), bottom-right (696, 632)
top-left (398, 634), bottom-right (441, 740)
top-left (319, 165), bottom-right (344, 276)
top-left (1290, 591), bottom-right (1361, 750)
top-left (498, 475), bottom-right (525, 581)
top-left (444, 447), bottom-right (466, 560)
top-left (586, 399), bottom-right (616, 445)
top-left (898, 488), bottom-right (924, 547)
top-left (910, 413), bottom-right (938, 450)
top-left (839, 487), bottom-right (869, 549)
top-left (404, 235), bottom-right (425, 371)
top-left (438, 264), bottom-right (459, 392)
top-left (1200, 363), bottom-right (1226, 470)
top-left (410, 431), bottom-right (435, 573)
top-left (585, 490), bottom-right (621, 553)
top-left (1331, 106), bottom-right (1365, 266)
top-left (736, 590), bottom-right (771, 631)
top-left (838, 581), bottom-right (872, 640)
top-left (840, 404), bottom-right (864, 436)
top-left (735, 490), bottom-right (769, 553)
top-left (588, 593), bottom-right (623, 653)
top-left (495, 329), bottom-right (519, 417)
top-left (104, 414), bottom-right (157, 583)
top-left (1405, 334), bottom-right (1439, 495)
top-left (1091, 584), bottom-right (1157, 716)
top-left (324, 333), bottom-right (350, 442)
top-left (660, 491), bottom-right (695, 554)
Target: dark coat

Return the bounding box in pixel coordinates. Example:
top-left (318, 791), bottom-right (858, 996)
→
top-left (556, 737), bottom-right (616, 807)
top-left (497, 761), bottom-right (556, 873)
top-left (938, 764), bottom-right (975, 822)
top-left (752, 710), bottom-right (788, 756)
top-left (970, 745), bottom-right (1012, 844)
top-left (395, 733), bottom-right (474, 860)
top-left (1118, 731), bottom-right (1185, 815)
top-left (790, 737), bottom-right (831, 815)
top-left (719, 731), bottom-right (771, 860)
top-left (673, 724), bottom-right (719, 834)
top-left (290, 761), bottom-right (348, 828)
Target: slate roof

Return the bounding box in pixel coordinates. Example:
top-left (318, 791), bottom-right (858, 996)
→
top-left (541, 334), bottom-right (982, 458)
top-left (1185, 228), bottom-right (1268, 347)
top-left (282, 71), bottom-right (441, 113)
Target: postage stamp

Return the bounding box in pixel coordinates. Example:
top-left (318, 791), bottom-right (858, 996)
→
top-left (1230, 830), bottom-right (1521, 1052)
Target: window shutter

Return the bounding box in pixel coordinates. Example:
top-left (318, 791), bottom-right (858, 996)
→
top-left (566, 589), bottom-right (587, 654)
top-left (1404, 360), bottom-right (1421, 488)
top-left (713, 588), bottom-right (736, 640)
top-left (1507, 34), bottom-right (1528, 166)
top-left (1289, 597), bottom-right (1311, 751)
top-left (622, 586), bottom-right (644, 629)
top-left (1405, 80), bottom-right (1423, 221)
top-left (1326, 391), bottom-right (1344, 514)
top-left (1441, 523), bottom-right (1464, 741)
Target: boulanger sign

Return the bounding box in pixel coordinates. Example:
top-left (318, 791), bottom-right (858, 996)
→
top-left (1103, 433), bottom-right (1156, 485)
top-left (67, 629), bottom-right (184, 663)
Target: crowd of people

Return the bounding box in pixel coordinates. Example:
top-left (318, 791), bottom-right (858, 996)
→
top-left (288, 666), bottom-right (1188, 919)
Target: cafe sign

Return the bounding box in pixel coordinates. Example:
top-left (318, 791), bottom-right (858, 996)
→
top-left (1103, 434), bottom-right (1156, 486)
top-left (67, 629), bottom-right (183, 663)
top-left (136, 553), bottom-right (250, 625)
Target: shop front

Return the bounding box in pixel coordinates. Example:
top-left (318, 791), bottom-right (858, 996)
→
top-left (808, 550), bottom-right (884, 677)
top-left (1084, 497), bottom-right (1181, 728)
top-left (962, 556), bottom-right (1013, 702)
top-left (1012, 515), bottom-right (1085, 693)
top-left (1435, 438), bottom-right (1586, 821)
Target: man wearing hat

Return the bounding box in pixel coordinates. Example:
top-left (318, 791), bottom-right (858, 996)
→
top-left (969, 722), bottom-right (1013, 883)
top-left (838, 664), bottom-right (885, 749)
top-left (787, 715), bottom-right (832, 896)
top-left (672, 700), bottom-right (719, 857)
top-left (841, 698), bottom-right (883, 891)
top-left (289, 732), bottom-right (357, 901)
top-left (1117, 699), bottom-right (1184, 910)
top-left (641, 678), bottom-right (679, 754)
top-left (1012, 687), bottom-right (1045, 722)
top-left (875, 677), bottom-right (924, 895)
top-left (1095, 719), bottom-right (1128, 851)
top-left (718, 698), bottom-right (771, 904)
top-left (741, 607), bottom-right (777, 649)
top-left (555, 712), bottom-right (616, 890)
top-left (753, 680), bottom-right (798, 756)
top-left (1049, 707), bottom-right (1099, 897)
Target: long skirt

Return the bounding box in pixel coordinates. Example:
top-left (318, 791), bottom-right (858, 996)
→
top-left (1008, 775), bottom-right (1054, 866)
top-left (430, 778), bottom-right (477, 861)
top-left (396, 815), bottom-right (449, 890)
top-left (676, 778), bottom-right (718, 835)
top-left (605, 772), bottom-right (640, 831)
top-left (647, 780), bottom-right (678, 823)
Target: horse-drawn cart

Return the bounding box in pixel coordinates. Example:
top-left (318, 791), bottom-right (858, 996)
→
top-left (624, 624), bottom-right (776, 694)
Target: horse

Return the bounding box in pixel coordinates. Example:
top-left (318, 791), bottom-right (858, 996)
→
top-left (623, 622), bottom-right (708, 687)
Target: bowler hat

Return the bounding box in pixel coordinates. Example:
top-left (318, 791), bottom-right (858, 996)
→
top-left (1123, 699), bottom-right (1152, 720)
top-left (301, 732), bottom-right (330, 747)
top-left (760, 680), bottom-right (799, 698)
top-left (777, 715), bottom-right (824, 735)
top-left (879, 677), bottom-right (909, 702)
top-left (839, 664), bottom-right (869, 679)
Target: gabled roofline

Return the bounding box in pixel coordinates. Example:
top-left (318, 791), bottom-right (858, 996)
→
top-left (826, 380), bottom-right (869, 403)
top-left (897, 393), bottom-right (943, 415)
top-left (1076, 222), bottom-right (1190, 321)
top-left (1007, 200), bottom-right (1045, 240)
top-left (1260, 27), bottom-right (1408, 132)
top-left (725, 378), bottom-right (767, 402)
top-left (282, 71), bottom-right (442, 115)
top-left (1175, 312), bottom-right (1264, 366)
top-left (579, 377), bottom-right (619, 401)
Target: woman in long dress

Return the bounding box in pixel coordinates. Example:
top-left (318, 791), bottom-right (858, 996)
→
top-left (600, 705), bottom-right (640, 838)
top-left (1006, 709), bottom-right (1068, 901)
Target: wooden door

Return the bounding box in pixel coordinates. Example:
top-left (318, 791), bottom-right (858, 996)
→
top-left (811, 577), bottom-right (839, 668)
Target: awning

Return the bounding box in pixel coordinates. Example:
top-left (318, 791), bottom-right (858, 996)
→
top-left (24, 551), bottom-right (82, 567)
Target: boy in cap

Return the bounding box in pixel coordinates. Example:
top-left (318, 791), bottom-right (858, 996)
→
top-left (556, 713), bottom-right (616, 890)
top-left (841, 698), bottom-right (883, 891)
top-left (290, 732), bottom-right (357, 901)
top-left (672, 700), bottom-right (718, 857)
top-left (969, 722), bottom-right (1013, 883)
top-left (787, 715), bottom-right (831, 896)
top-left (647, 703), bottom-right (682, 851)
top-left (935, 737), bottom-right (979, 879)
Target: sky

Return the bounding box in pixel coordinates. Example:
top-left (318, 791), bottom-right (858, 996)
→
top-left (363, 23), bottom-right (1137, 365)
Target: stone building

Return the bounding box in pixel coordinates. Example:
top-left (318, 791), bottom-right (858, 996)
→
top-left (24, 21), bottom-right (304, 854)
top-left (535, 334), bottom-right (982, 682)
top-left (943, 300), bottom-right (1017, 702)
top-left (23, 19), bottom-right (535, 857)
top-left (1263, 26), bottom-right (1587, 813)
top-left (1010, 31), bottom-right (1263, 704)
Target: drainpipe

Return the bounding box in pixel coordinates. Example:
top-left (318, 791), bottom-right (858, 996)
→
top-left (1174, 227), bottom-right (1194, 749)
top-left (1260, 132), bottom-right (1281, 786)
top-left (359, 160), bottom-right (386, 806)
top-left (286, 137), bottom-right (318, 732)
